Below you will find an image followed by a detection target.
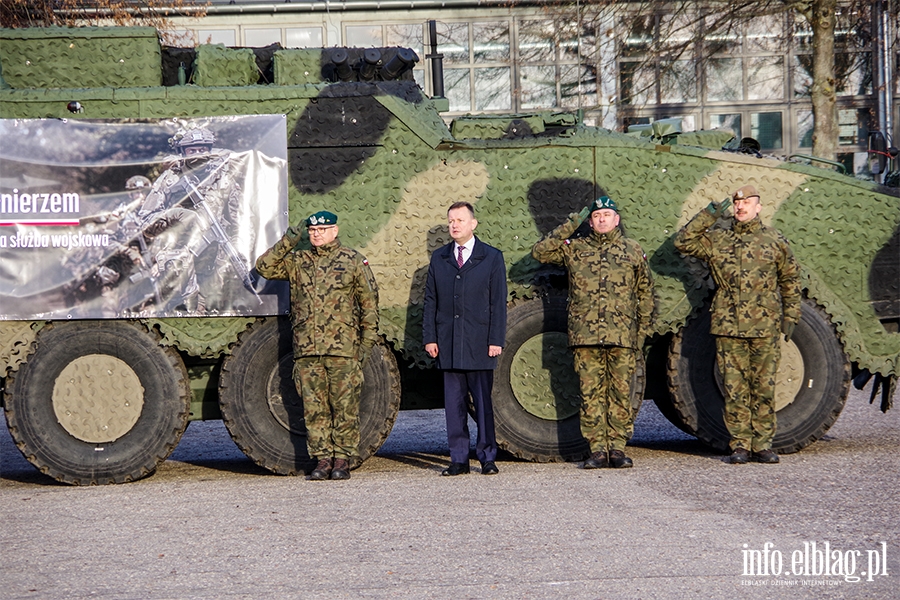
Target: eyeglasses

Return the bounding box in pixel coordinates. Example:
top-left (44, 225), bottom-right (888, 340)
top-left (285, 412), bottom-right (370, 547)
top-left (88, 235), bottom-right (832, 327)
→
top-left (308, 226), bottom-right (336, 235)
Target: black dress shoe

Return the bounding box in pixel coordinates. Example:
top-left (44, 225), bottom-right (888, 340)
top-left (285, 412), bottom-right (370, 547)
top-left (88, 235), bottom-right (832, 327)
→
top-left (583, 451), bottom-right (608, 469)
top-left (609, 449), bottom-right (633, 469)
top-left (753, 449), bottom-right (779, 464)
top-left (481, 461), bottom-right (499, 475)
top-left (441, 462), bottom-right (470, 476)
top-left (729, 448), bottom-right (751, 464)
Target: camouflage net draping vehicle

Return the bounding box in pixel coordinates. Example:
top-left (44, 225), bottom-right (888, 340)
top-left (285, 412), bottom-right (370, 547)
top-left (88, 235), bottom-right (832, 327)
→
top-left (1, 27), bottom-right (897, 484)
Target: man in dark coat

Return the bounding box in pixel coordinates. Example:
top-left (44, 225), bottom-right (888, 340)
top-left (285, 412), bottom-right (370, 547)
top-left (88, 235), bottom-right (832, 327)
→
top-left (423, 202), bottom-right (507, 476)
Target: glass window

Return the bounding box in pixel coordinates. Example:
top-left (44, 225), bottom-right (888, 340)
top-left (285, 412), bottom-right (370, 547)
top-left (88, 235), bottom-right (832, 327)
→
top-left (746, 15), bottom-right (785, 53)
top-left (661, 60), bottom-right (697, 103)
top-left (474, 67), bottom-right (511, 111)
top-left (560, 64), bottom-right (597, 109)
top-left (712, 113), bottom-right (742, 139)
top-left (623, 15), bottom-right (655, 58)
top-left (386, 24), bottom-right (423, 60)
top-left (521, 65), bottom-right (557, 109)
top-left (245, 29), bottom-right (281, 47)
top-left (519, 20), bottom-right (555, 62)
top-left (706, 58), bottom-right (743, 101)
top-left (620, 62), bottom-right (655, 105)
top-left (838, 108), bottom-right (869, 146)
top-left (473, 22), bottom-right (510, 63)
top-left (445, 68), bottom-right (471, 112)
top-left (836, 53), bottom-right (872, 96)
top-left (346, 25), bottom-right (382, 47)
top-left (197, 30), bottom-right (236, 46)
top-left (791, 55), bottom-right (813, 97)
top-left (558, 20), bottom-right (582, 62)
top-left (438, 22), bottom-right (470, 64)
top-left (751, 112), bottom-right (783, 150)
top-left (286, 28), bottom-right (323, 48)
top-left (704, 19), bottom-right (741, 55)
top-left (797, 110), bottom-right (814, 147)
top-left (747, 56), bottom-right (784, 100)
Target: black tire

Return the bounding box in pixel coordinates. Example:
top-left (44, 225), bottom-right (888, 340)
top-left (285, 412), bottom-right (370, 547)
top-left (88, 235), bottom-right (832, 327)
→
top-left (493, 296), bottom-right (645, 462)
top-left (3, 321), bottom-right (190, 485)
top-left (218, 317), bottom-right (400, 474)
top-left (667, 299), bottom-right (850, 453)
top-left (644, 332), bottom-right (694, 435)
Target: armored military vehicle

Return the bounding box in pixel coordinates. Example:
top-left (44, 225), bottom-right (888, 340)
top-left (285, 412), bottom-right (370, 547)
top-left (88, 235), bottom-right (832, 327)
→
top-left (1, 26), bottom-right (897, 484)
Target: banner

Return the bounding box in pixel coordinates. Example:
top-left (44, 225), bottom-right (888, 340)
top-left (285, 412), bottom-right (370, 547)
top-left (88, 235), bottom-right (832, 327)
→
top-left (0, 116), bottom-right (289, 319)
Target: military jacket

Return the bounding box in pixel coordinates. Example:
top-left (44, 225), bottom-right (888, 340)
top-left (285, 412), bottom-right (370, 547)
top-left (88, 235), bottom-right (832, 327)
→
top-left (256, 233), bottom-right (379, 359)
top-left (674, 210), bottom-right (802, 338)
top-left (532, 216), bottom-right (654, 349)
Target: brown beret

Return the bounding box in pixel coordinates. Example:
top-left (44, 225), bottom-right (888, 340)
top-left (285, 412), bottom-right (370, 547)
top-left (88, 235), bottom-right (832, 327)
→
top-left (732, 185), bottom-right (760, 201)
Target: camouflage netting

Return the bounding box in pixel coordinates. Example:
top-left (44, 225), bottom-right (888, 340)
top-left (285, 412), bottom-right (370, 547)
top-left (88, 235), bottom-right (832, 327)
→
top-left (147, 318), bottom-right (256, 358)
top-left (0, 27), bottom-right (161, 89)
top-left (1, 27), bottom-right (898, 379)
top-left (274, 48), bottom-right (328, 85)
top-left (193, 44), bottom-right (258, 87)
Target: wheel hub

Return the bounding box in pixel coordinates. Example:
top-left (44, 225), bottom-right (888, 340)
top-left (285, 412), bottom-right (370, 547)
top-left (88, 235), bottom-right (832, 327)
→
top-left (52, 354), bottom-right (144, 443)
top-left (510, 332), bottom-right (581, 421)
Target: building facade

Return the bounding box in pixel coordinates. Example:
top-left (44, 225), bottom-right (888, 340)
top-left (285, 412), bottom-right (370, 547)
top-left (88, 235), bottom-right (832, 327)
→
top-left (166, 0), bottom-right (899, 176)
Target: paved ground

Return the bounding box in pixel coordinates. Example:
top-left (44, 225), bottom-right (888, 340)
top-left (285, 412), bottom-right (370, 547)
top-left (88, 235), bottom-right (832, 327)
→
top-left (1, 385), bottom-right (897, 599)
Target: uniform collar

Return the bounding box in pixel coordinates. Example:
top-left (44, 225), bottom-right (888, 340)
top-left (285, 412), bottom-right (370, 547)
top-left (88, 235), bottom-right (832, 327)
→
top-left (590, 227), bottom-right (621, 245)
top-left (312, 238), bottom-right (342, 255)
top-left (733, 217), bottom-right (762, 234)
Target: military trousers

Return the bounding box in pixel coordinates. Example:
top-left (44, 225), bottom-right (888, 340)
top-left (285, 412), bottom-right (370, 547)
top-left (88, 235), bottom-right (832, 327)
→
top-left (573, 345), bottom-right (636, 453)
top-left (715, 335), bottom-right (780, 452)
top-left (293, 355), bottom-right (363, 460)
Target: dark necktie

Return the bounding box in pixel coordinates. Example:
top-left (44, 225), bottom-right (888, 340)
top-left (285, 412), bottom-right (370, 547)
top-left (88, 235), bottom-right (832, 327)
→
top-left (457, 245), bottom-right (464, 268)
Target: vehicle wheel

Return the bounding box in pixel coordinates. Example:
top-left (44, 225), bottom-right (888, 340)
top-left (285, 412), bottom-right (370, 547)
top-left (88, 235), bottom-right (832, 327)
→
top-left (3, 320), bottom-right (190, 485)
top-left (667, 299), bottom-right (850, 453)
top-left (493, 296), bottom-right (645, 462)
top-left (218, 317), bottom-right (400, 474)
top-left (644, 332), bottom-right (694, 435)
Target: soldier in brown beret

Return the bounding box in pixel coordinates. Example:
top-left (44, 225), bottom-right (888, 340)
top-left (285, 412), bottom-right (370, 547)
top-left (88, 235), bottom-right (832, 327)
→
top-left (674, 185), bottom-right (802, 464)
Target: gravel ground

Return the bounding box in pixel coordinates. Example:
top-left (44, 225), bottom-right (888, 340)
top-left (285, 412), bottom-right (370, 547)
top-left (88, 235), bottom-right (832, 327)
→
top-left (1, 385), bottom-right (897, 599)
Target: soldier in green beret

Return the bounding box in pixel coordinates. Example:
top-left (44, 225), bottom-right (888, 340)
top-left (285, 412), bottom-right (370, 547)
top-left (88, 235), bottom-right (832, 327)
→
top-left (532, 196), bottom-right (655, 469)
top-left (674, 185), bottom-right (801, 464)
top-left (256, 210), bottom-right (380, 480)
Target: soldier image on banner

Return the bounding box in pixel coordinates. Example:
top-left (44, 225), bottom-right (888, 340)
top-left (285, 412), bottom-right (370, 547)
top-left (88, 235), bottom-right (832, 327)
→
top-left (674, 184), bottom-right (802, 464)
top-left (136, 124), bottom-right (259, 314)
top-left (532, 196), bottom-right (655, 469)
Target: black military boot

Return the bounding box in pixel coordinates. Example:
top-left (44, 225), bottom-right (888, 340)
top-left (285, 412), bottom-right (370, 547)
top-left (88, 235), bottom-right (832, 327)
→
top-left (583, 451), bottom-right (608, 469)
top-left (729, 448), bottom-right (751, 464)
top-left (331, 458), bottom-right (351, 480)
top-left (609, 449), bottom-right (633, 469)
top-left (309, 457), bottom-right (333, 480)
top-left (753, 449), bottom-right (779, 464)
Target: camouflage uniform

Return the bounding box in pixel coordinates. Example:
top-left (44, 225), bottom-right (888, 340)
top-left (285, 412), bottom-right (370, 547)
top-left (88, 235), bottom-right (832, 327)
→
top-left (256, 230), bottom-right (379, 461)
top-left (674, 209), bottom-right (801, 452)
top-left (532, 213), bottom-right (654, 454)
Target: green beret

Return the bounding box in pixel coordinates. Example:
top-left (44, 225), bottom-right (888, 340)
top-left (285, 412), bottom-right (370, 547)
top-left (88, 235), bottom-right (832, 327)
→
top-left (306, 211), bottom-right (338, 227)
top-left (591, 195), bottom-right (618, 213)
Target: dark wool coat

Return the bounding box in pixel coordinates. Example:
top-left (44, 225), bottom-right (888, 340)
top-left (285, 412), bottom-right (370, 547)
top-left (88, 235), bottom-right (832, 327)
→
top-left (422, 237), bottom-right (507, 371)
